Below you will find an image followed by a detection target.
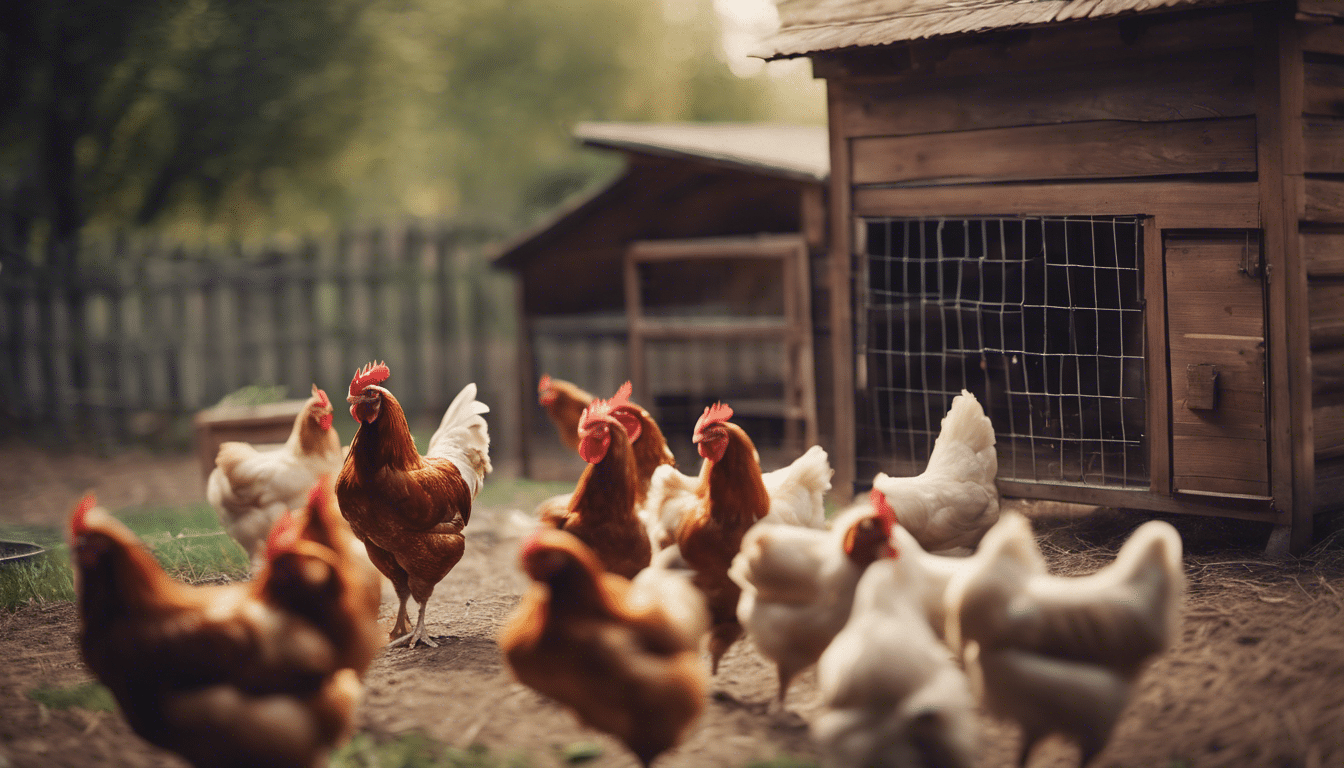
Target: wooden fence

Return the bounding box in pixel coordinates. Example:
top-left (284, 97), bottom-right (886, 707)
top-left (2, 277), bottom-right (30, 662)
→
top-left (0, 226), bottom-right (520, 463)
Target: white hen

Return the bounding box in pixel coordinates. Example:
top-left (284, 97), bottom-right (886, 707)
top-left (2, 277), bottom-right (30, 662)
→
top-left (813, 539), bottom-right (979, 768)
top-left (206, 384), bottom-right (343, 569)
top-left (641, 443), bottom-right (832, 550)
top-left (871, 389), bottom-right (999, 552)
top-left (629, 544), bottom-right (710, 649)
top-left (944, 512), bottom-right (1185, 767)
top-left (729, 488), bottom-right (896, 704)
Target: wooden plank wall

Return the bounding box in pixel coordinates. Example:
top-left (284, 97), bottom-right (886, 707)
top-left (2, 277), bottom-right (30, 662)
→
top-left (1301, 22), bottom-right (1344, 509)
top-left (818, 8), bottom-right (1290, 516)
top-left (0, 228), bottom-right (519, 461)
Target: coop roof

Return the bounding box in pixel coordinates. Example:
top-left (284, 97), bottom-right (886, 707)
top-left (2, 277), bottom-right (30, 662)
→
top-left (574, 122), bottom-right (829, 183)
top-left (760, 0), bottom-right (1256, 59)
top-left (493, 122), bottom-right (828, 270)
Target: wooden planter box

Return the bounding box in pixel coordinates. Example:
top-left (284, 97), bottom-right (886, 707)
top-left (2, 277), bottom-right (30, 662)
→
top-left (192, 400), bottom-right (307, 480)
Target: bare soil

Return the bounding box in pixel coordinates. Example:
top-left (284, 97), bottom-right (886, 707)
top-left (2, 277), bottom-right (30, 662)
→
top-left (2, 442), bottom-right (1343, 768)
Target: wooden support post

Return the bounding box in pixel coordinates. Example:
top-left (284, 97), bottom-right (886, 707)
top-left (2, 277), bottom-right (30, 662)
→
top-left (1255, 9), bottom-right (1314, 553)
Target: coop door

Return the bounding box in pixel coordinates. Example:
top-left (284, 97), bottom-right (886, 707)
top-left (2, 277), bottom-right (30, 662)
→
top-left (1164, 234), bottom-right (1268, 497)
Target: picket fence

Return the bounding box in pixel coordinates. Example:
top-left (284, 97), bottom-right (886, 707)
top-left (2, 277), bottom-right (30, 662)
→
top-left (0, 227), bottom-right (521, 456)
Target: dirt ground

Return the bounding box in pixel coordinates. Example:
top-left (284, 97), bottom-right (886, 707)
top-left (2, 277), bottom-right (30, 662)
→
top-left (2, 442), bottom-right (1344, 768)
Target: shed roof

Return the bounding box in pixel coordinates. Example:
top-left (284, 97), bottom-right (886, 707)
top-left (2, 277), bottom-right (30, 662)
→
top-left (493, 122), bottom-right (828, 270)
top-left (574, 122), bottom-right (829, 183)
top-left (760, 0), bottom-right (1254, 59)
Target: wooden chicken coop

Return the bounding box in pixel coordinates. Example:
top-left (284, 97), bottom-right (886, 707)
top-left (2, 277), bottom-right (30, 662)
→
top-left (493, 122), bottom-right (830, 477)
top-left (760, 0), bottom-right (1344, 551)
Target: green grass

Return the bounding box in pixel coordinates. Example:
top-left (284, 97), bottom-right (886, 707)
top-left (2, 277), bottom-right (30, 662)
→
top-left (27, 681), bottom-right (117, 712)
top-left (332, 734), bottom-right (530, 768)
top-left (0, 501), bottom-right (249, 611)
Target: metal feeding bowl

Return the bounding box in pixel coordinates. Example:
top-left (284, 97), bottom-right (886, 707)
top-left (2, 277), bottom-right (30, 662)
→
top-left (0, 541), bottom-right (46, 568)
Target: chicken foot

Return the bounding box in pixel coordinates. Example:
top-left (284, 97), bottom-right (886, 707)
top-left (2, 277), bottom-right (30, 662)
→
top-left (387, 601), bottom-right (438, 649)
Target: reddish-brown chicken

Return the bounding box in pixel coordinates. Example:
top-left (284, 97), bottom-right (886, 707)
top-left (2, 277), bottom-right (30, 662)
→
top-left (337, 361), bottom-right (491, 649)
top-left (538, 374), bottom-right (593, 453)
top-left (534, 378), bottom-right (676, 525)
top-left (500, 528), bottom-right (707, 767)
top-left (71, 485), bottom-right (383, 768)
top-left (538, 383), bottom-right (652, 579)
top-left (675, 402), bottom-right (772, 673)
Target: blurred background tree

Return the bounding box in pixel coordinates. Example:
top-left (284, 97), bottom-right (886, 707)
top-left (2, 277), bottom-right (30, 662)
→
top-left (0, 0), bottom-right (823, 276)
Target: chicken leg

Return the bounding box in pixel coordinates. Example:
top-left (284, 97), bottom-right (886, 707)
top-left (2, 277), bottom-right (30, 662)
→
top-left (387, 601), bottom-right (438, 649)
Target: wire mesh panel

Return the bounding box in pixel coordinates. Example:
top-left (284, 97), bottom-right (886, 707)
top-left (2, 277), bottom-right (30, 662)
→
top-left (856, 216), bottom-right (1147, 489)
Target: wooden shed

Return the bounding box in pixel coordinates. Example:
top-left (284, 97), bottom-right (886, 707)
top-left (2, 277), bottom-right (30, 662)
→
top-left (759, 0), bottom-right (1344, 550)
top-left (493, 122), bottom-right (830, 477)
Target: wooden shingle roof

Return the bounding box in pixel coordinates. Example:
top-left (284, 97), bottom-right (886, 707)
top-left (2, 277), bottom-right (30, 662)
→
top-left (760, 0), bottom-right (1255, 59)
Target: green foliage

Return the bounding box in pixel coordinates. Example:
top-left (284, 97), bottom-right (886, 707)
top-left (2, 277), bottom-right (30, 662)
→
top-left (333, 733), bottom-right (530, 768)
top-left (2, 0), bottom-right (818, 257)
top-left (214, 384), bottom-right (292, 408)
top-left (27, 682), bottom-right (117, 712)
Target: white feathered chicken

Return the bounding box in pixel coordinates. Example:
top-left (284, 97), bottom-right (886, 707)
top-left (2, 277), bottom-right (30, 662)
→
top-left (943, 512), bottom-right (1185, 767)
top-left (206, 384), bottom-right (343, 569)
top-left (641, 442), bottom-right (832, 550)
top-left (629, 543), bottom-right (710, 648)
top-left (812, 532), bottom-right (979, 768)
top-left (729, 488), bottom-right (896, 705)
top-left (871, 389), bottom-right (999, 552)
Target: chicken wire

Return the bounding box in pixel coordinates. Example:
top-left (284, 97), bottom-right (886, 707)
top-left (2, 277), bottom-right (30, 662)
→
top-left (856, 215), bottom-right (1147, 489)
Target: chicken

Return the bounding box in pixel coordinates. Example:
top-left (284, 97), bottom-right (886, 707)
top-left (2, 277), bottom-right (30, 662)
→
top-left (534, 381), bottom-right (676, 530)
top-left (672, 402), bottom-right (772, 673)
top-left (629, 544), bottom-right (710, 649)
top-left (337, 361), bottom-right (491, 649)
top-left (943, 512), bottom-right (1185, 767)
top-left (537, 383), bottom-right (653, 579)
top-left (538, 374), bottom-right (593, 453)
top-left (641, 435), bottom-right (832, 551)
top-left (871, 389), bottom-right (999, 552)
top-left (70, 486), bottom-right (383, 768)
top-left (499, 528), bottom-right (708, 767)
top-left (812, 540), bottom-right (979, 768)
top-left (729, 488), bottom-right (896, 705)
top-left (206, 384), bottom-right (343, 569)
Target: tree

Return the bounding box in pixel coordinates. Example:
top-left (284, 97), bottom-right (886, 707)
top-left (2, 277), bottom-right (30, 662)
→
top-left (0, 0), bottom-right (377, 274)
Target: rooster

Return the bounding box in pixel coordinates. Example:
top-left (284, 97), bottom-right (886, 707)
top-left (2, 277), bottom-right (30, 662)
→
top-left (500, 528), bottom-right (708, 767)
top-left (642, 427), bottom-right (831, 551)
top-left (206, 384), bottom-right (343, 569)
top-left (537, 374), bottom-right (593, 454)
top-left (337, 361), bottom-right (491, 649)
top-left (534, 381), bottom-right (677, 535)
top-left (729, 488), bottom-right (897, 705)
top-left (871, 389), bottom-right (999, 552)
top-left (538, 383), bottom-right (652, 579)
top-left (71, 486), bottom-right (383, 768)
top-left (944, 513), bottom-right (1186, 767)
top-left (670, 402), bottom-right (775, 673)
top-left (812, 532), bottom-right (979, 768)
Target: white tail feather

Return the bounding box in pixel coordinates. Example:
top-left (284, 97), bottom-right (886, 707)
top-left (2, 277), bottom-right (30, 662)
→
top-left (426, 382), bottom-right (492, 497)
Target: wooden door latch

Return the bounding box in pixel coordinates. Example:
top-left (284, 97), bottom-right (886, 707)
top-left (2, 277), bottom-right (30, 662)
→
top-left (1186, 364), bottom-right (1219, 411)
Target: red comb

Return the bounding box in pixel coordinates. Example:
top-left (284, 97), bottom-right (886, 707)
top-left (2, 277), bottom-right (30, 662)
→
top-left (693, 402), bottom-right (734, 438)
top-left (870, 488), bottom-right (898, 533)
top-left (611, 381), bottom-right (632, 408)
top-left (538, 375), bottom-right (552, 393)
top-left (69, 493), bottom-right (97, 540)
top-left (307, 482), bottom-right (327, 512)
top-left (314, 387), bottom-right (330, 409)
top-left (266, 510), bottom-right (302, 559)
top-left (349, 361), bottom-right (390, 397)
